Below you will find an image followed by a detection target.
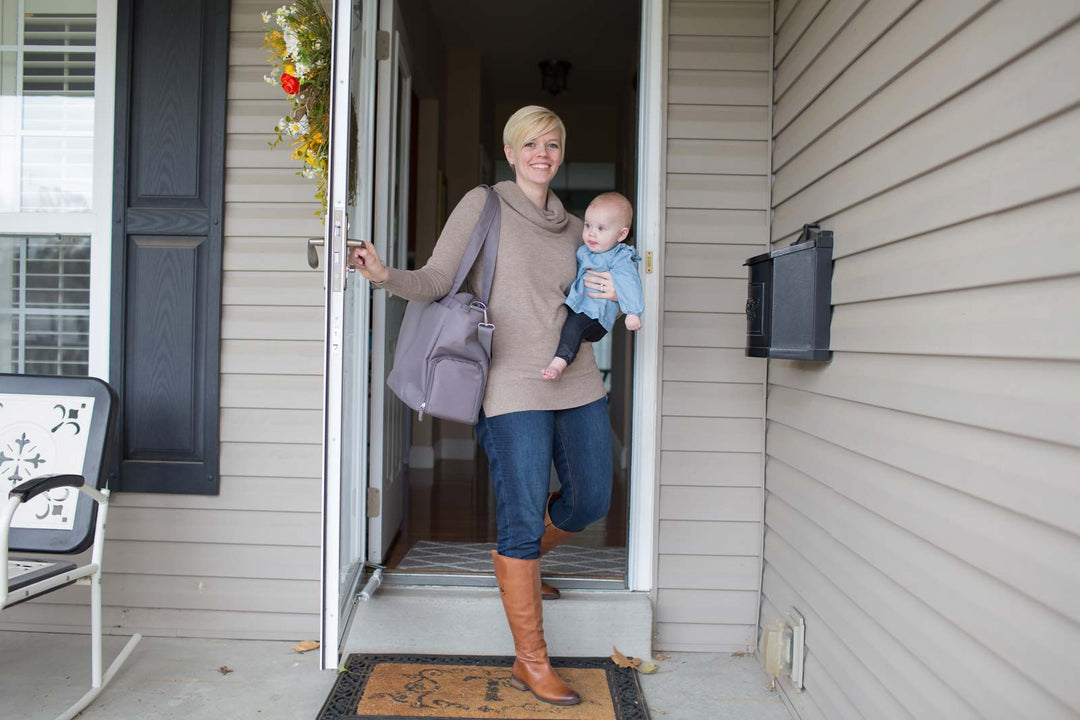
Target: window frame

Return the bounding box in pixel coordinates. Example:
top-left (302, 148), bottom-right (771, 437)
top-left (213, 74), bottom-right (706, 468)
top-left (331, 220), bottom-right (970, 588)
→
top-left (0, 0), bottom-right (117, 379)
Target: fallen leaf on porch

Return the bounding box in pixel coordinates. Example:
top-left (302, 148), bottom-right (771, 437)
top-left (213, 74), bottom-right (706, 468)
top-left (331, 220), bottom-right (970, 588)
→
top-left (653, 652), bottom-right (670, 661)
top-left (731, 651), bottom-right (748, 657)
top-left (293, 640), bottom-right (320, 653)
top-left (637, 661), bottom-right (659, 674)
top-left (611, 646), bottom-right (642, 669)
top-left (218, 666), bottom-right (233, 675)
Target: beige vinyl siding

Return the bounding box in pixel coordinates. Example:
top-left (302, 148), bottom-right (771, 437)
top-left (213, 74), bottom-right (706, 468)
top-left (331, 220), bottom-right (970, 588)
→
top-left (657, 0), bottom-right (772, 653)
top-left (761, 1), bottom-right (1080, 718)
top-left (0, 0), bottom-right (323, 640)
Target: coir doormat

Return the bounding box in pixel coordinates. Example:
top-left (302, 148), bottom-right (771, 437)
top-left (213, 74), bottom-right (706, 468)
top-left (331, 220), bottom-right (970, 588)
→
top-left (316, 654), bottom-right (650, 720)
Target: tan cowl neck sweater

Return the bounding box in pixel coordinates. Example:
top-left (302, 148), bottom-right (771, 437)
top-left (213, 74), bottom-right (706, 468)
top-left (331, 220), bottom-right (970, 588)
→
top-left (375, 181), bottom-right (606, 417)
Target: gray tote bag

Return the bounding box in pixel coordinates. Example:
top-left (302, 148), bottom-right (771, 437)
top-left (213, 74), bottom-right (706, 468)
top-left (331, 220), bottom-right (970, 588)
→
top-left (386, 186), bottom-right (499, 425)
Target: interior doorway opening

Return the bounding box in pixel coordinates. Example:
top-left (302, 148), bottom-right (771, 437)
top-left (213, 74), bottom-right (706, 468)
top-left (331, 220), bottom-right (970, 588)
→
top-left (372, 0), bottom-right (643, 590)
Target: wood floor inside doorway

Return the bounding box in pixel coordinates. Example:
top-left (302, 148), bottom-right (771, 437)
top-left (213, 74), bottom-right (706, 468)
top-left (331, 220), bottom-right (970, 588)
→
top-left (384, 457), bottom-right (629, 575)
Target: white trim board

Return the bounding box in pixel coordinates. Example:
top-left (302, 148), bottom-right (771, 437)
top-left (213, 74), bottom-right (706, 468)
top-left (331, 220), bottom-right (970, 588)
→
top-left (628, 0), bottom-right (665, 594)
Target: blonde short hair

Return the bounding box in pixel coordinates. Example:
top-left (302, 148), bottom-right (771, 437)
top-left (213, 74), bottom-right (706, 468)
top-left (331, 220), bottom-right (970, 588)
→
top-left (502, 105), bottom-right (567, 154)
top-left (589, 191), bottom-right (633, 230)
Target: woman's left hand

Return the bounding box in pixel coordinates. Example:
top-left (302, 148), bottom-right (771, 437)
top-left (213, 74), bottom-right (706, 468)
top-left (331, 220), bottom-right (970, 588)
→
top-left (584, 269), bottom-right (618, 301)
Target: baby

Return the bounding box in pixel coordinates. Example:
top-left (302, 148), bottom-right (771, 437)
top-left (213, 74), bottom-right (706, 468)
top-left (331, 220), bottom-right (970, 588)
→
top-left (543, 191), bottom-right (644, 381)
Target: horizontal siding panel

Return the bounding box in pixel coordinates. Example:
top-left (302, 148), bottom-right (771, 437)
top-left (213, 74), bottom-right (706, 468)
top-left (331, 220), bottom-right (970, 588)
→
top-left (767, 386), bottom-right (1080, 536)
top-left (115, 475), bottom-right (321, 512)
top-left (658, 520), bottom-right (761, 556)
top-left (98, 575), bottom-right (316, 614)
top-left (669, 36), bottom-right (770, 71)
top-left (663, 348), bottom-right (762, 383)
top-left (660, 450), bottom-right (761, 487)
top-left (0, 605), bottom-right (318, 640)
top-left (230, 2), bottom-right (273, 32)
top-left (108, 508), bottom-right (320, 546)
top-left (773, 0), bottom-right (989, 138)
top-left (760, 595), bottom-right (897, 720)
top-left (227, 99), bottom-right (294, 134)
top-left (769, 351), bottom-right (1080, 449)
top-left (221, 306), bottom-right (324, 341)
top-left (662, 380), bottom-right (762, 418)
top-left (220, 373), bottom-right (322, 410)
top-left (225, 202), bottom-right (322, 238)
top-left (775, 0), bottom-right (866, 100)
top-left (781, 107), bottom-right (1080, 249)
top-left (219, 443), bottom-right (322, 478)
top-left (774, 29), bottom-right (1080, 214)
top-left (665, 243), bottom-right (756, 277)
top-left (669, 1), bottom-right (771, 37)
top-left (664, 277), bottom-right (746, 312)
top-left (767, 464), bottom-right (1080, 714)
top-left (831, 192), bottom-right (1080, 296)
top-left (225, 167), bottom-right (326, 202)
top-left (765, 534), bottom-right (981, 720)
top-left (666, 208), bottom-right (767, 245)
top-left (668, 69), bottom-right (770, 105)
top-left (661, 416), bottom-right (763, 453)
top-left (655, 621), bottom-right (756, 652)
top-left (774, 0), bottom-right (1080, 176)
top-left (222, 270), bottom-right (323, 306)
top-left (658, 554), bottom-right (759, 590)
top-left (663, 312), bottom-right (746, 348)
top-left (775, 0), bottom-right (798, 33)
top-left (226, 65), bottom-right (284, 101)
top-left (764, 559), bottom-right (948, 720)
top-left (656, 589), bottom-right (759, 624)
top-left (224, 235), bottom-right (323, 272)
top-left (659, 485), bottom-right (762, 521)
top-left (775, 0), bottom-right (917, 113)
top-left (221, 339), bottom-right (323, 373)
top-left (667, 105), bottom-right (770, 140)
top-left (106, 541), bottom-right (319, 580)
top-left (227, 133), bottom-right (307, 169)
top-left (767, 427), bottom-right (1080, 625)
top-left (228, 39), bottom-right (269, 67)
top-left (667, 139), bottom-right (769, 174)
top-left (830, 275), bottom-right (1080, 359)
top-left (221, 408), bottom-right (323, 444)
top-left (667, 173), bottom-right (770, 210)
top-left (774, 0), bottom-right (827, 65)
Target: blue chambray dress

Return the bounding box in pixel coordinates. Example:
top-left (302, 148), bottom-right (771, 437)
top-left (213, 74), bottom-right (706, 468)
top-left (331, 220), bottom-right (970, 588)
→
top-left (563, 243), bottom-right (645, 331)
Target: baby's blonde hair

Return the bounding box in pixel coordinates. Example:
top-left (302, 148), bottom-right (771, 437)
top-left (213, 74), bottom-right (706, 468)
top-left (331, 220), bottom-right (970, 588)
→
top-left (503, 105), bottom-right (567, 155)
top-left (589, 191), bottom-right (633, 230)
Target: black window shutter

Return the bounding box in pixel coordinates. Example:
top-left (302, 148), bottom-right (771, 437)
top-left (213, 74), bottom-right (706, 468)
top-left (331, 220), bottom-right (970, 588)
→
top-left (110, 0), bottom-right (229, 494)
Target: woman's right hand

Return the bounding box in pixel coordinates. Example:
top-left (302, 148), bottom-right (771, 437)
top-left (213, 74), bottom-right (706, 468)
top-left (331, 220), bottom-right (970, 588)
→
top-left (348, 241), bottom-right (389, 283)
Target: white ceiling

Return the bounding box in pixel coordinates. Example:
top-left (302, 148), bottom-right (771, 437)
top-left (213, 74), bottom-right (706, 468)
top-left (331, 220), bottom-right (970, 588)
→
top-left (420, 0), bottom-right (640, 102)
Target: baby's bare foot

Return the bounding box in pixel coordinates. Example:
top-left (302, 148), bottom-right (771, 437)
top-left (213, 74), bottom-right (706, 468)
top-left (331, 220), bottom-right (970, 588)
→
top-left (542, 357), bottom-right (568, 381)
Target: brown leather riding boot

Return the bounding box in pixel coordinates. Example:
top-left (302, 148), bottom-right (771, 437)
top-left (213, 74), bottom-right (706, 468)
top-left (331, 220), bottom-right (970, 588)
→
top-left (539, 497), bottom-right (579, 600)
top-left (491, 551), bottom-right (581, 706)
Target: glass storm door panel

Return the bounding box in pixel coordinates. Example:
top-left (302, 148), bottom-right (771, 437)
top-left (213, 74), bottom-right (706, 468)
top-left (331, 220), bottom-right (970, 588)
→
top-left (321, 0), bottom-right (377, 670)
top-left (367, 0), bottom-right (411, 566)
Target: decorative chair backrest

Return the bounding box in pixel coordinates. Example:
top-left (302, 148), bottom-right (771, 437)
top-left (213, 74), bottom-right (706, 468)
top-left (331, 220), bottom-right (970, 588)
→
top-left (0, 375), bottom-right (117, 554)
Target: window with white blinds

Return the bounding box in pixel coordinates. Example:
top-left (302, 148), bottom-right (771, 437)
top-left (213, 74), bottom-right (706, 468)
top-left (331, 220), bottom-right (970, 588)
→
top-left (0, 0), bottom-right (102, 377)
top-left (1, 1), bottom-right (96, 213)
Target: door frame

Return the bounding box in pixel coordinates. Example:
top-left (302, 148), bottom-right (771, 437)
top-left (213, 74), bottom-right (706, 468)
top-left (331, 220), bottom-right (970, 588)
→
top-left (627, 0), bottom-right (664, 594)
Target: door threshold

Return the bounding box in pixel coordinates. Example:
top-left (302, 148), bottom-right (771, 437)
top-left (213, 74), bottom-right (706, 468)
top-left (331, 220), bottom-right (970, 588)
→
top-left (379, 570), bottom-right (626, 591)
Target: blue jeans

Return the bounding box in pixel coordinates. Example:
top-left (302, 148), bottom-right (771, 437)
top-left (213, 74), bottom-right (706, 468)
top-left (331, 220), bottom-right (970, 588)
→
top-left (476, 397), bottom-right (613, 559)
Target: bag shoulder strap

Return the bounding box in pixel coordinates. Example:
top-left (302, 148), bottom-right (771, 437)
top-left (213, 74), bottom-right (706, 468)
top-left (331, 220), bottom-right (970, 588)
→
top-left (447, 185), bottom-right (500, 302)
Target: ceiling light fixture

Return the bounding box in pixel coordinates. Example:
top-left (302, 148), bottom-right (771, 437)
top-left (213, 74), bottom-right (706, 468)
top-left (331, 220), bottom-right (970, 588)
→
top-left (538, 60), bottom-right (571, 96)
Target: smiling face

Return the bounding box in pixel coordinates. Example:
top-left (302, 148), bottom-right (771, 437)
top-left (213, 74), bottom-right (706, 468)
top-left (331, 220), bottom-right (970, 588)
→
top-left (504, 129), bottom-right (563, 195)
top-left (582, 200), bottom-right (630, 253)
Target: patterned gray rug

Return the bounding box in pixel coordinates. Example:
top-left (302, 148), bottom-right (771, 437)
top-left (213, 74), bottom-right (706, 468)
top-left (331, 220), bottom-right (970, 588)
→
top-left (396, 540), bottom-right (626, 578)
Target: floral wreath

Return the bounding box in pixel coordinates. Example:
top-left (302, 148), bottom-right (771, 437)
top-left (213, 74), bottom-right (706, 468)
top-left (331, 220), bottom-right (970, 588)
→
top-left (262, 1), bottom-right (332, 215)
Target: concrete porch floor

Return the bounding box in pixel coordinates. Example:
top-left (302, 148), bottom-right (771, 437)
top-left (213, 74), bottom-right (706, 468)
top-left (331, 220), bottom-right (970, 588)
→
top-left (0, 631), bottom-right (794, 720)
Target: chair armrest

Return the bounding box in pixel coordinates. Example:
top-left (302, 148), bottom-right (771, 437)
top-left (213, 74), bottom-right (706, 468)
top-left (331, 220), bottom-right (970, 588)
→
top-left (9, 474), bottom-right (85, 503)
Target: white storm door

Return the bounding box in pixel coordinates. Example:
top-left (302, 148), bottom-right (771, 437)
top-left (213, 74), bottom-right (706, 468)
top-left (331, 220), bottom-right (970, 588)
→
top-left (367, 0), bottom-right (412, 565)
top-left (320, 0), bottom-right (378, 671)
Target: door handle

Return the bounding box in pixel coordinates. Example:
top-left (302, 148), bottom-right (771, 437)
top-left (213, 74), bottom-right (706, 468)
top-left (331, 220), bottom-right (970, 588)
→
top-left (307, 237), bottom-right (367, 270)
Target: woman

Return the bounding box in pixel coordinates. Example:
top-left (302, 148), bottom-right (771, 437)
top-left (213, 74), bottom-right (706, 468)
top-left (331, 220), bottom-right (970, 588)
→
top-left (349, 106), bottom-right (617, 707)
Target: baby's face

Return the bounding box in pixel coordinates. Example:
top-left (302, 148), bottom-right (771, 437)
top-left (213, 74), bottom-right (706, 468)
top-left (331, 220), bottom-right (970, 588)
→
top-left (582, 203), bottom-right (629, 253)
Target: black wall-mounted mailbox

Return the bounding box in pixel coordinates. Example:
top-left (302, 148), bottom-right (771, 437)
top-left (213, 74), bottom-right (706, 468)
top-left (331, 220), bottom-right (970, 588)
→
top-left (744, 224), bottom-right (833, 361)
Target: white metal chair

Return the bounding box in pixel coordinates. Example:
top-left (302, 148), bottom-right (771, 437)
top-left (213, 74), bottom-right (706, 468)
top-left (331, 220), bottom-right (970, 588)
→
top-left (0, 374), bottom-right (141, 720)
